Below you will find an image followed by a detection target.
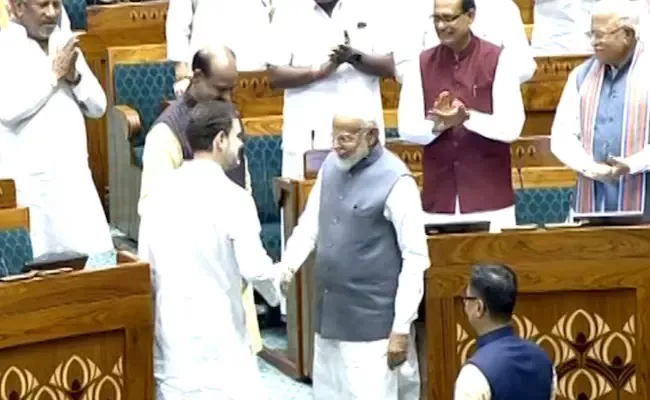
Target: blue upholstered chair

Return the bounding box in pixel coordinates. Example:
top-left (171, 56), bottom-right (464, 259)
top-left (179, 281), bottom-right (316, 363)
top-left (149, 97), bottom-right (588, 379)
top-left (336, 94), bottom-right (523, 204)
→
top-left (63, 0), bottom-right (87, 31)
top-left (107, 45), bottom-right (284, 260)
top-left (386, 135), bottom-right (576, 226)
top-left (106, 44), bottom-right (173, 241)
top-left (0, 181), bottom-right (33, 277)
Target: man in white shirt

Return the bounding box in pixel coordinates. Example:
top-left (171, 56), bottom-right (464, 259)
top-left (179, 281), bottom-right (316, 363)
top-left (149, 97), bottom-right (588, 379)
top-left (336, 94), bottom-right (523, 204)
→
top-left (166, 0), bottom-right (272, 95)
top-left (454, 263), bottom-right (556, 399)
top-left (0, 0), bottom-right (113, 258)
top-left (551, 0), bottom-right (650, 217)
top-left (267, 0), bottom-right (395, 179)
top-left (138, 100), bottom-right (284, 400)
top-left (280, 111), bottom-right (429, 399)
top-left (394, 0), bottom-right (536, 83)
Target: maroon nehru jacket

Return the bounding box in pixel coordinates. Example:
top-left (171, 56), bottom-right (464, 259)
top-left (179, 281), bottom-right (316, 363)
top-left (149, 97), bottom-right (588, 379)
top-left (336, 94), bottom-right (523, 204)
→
top-left (419, 35), bottom-right (514, 214)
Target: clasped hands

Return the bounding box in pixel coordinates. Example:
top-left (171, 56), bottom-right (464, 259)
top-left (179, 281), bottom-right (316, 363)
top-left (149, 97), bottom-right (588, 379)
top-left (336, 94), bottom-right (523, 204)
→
top-left (53, 36), bottom-right (80, 85)
top-left (276, 263), bottom-right (410, 370)
top-left (582, 156), bottom-right (631, 183)
top-left (426, 91), bottom-right (470, 131)
top-left (316, 34), bottom-right (362, 78)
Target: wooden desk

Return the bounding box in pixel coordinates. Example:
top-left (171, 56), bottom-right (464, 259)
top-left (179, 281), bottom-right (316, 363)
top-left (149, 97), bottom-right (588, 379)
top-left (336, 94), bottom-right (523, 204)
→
top-left (273, 160), bottom-right (577, 380)
top-left (426, 226), bottom-right (649, 400)
top-left (0, 252), bottom-right (154, 399)
top-left (276, 172), bottom-right (650, 400)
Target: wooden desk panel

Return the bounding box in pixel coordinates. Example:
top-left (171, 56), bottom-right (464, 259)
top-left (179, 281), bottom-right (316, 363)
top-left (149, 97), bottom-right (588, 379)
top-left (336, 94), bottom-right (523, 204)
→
top-left (426, 226), bottom-right (650, 400)
top-left (0, 258), bottom-right (154, 399)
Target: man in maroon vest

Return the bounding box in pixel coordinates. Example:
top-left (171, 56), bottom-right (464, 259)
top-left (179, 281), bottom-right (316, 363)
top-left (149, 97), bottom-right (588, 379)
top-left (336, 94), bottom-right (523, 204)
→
top-left (397, 0), bottom-right (525, 234)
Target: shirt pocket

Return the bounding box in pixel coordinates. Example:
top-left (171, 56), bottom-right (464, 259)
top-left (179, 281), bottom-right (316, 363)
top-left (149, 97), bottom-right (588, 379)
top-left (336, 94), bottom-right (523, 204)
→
top-left (346, 22), bottom-right (376, 54)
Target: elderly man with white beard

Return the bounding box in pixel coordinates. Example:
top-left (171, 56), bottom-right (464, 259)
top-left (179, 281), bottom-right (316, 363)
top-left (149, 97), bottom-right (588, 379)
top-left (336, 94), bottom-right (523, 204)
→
top-left (279, 112), bottom-right (430, 399)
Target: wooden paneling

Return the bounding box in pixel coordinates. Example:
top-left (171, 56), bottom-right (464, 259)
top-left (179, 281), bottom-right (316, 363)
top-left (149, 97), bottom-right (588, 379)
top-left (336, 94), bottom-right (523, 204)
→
top-left (426, 226), bottom-right (650, 399)
top-left (0, 258), bottom-right (154, 399)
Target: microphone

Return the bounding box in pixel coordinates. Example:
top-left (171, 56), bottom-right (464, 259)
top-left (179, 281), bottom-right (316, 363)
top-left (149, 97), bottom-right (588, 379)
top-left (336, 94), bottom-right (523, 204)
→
top-left (515, 151), bottom-right (541, 229)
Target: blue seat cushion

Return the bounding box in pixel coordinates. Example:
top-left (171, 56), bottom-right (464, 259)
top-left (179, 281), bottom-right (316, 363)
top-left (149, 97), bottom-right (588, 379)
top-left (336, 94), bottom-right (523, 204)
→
top-left (63, 0), bottom-right (87, 30)
top-left (113, 62), bottom-right (175, 147)
top-left (0, 228), bottom-right (34, 277)
top-left (515, 187), bottom-right (574, 225)
top-left (245, 135), bottom-right (282, 225)
top-left (133, 145), bottom-right (145, 169)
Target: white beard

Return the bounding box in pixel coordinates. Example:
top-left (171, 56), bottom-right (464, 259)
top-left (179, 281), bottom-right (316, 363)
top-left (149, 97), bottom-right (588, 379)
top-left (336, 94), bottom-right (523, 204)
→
top-left (334, 145), bottom-right (370, 171)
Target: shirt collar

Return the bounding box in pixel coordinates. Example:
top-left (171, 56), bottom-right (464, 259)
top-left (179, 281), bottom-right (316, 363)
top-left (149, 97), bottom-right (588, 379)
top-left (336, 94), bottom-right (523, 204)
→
top-left (442, 33), bottom-right (478, 62)
top-left (312, 0), bottom-right (343, 13)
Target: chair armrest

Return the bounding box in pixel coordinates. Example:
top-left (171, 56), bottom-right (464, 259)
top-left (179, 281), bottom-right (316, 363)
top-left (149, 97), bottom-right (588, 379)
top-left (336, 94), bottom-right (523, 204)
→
top-left (109, 105), bottom-right (142, 167)
top-left (112, 105), bottom-right (142, 142)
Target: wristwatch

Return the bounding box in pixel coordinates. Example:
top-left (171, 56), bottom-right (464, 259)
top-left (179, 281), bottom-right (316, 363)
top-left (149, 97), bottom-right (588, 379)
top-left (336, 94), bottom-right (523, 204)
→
top-left (349, 52), bottom-right (362, 64)
top-left (66, 73), bottom-right (82, 87)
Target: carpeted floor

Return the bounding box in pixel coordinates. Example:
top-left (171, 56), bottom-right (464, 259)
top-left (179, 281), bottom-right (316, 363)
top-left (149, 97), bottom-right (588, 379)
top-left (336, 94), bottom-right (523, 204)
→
top-left (111, 228), bottom-right (313, 398)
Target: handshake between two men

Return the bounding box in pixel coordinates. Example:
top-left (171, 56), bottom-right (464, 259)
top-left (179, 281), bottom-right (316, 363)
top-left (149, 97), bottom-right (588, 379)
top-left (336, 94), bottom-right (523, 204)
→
top-left (251, 264), bottom-right (411, 371)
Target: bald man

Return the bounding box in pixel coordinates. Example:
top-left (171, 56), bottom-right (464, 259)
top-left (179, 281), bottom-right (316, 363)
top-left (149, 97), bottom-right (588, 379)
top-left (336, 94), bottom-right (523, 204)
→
top-left (279, 113), bottom-right (430, 399)
top-left (138, 46), bottom-right (262, 355)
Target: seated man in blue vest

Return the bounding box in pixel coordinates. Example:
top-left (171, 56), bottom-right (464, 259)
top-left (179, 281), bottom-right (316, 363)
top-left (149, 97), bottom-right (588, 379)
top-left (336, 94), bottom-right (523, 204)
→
top-left (279, 109), bottom-right (430, 399)
top-left (456, 263), bottom-right (556, 399)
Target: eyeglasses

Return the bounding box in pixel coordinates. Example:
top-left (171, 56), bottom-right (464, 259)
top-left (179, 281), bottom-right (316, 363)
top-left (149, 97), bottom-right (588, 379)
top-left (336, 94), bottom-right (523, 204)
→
top-left (431, 12), bottom-right (465, 25)
top-left (588, 27), bottom-right (624, 41)
top-left (460, 295), bottom-right (478, 302)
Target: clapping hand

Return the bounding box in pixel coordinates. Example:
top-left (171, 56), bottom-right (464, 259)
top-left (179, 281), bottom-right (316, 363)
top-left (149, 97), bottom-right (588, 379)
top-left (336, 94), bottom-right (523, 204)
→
top-left (428, 91), bottom-right (469, 128)
top-left (329, 31), bottom-right (361, 65)
top-left (53, 36), bottom-right (79, 83)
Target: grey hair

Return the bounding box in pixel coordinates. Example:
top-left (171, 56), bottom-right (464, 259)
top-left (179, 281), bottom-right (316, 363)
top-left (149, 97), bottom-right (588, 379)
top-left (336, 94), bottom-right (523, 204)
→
top-left (592, 0), bottom-right (641, 39)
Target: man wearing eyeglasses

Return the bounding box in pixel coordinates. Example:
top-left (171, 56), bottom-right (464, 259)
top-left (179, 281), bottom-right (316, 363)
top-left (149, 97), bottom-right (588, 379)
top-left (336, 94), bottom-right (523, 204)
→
top-left (551, 0), bottom-right (650, 218)
top-left (398, 0), bottom-right (524, 233)
top-left (397, 1), bottom-right (524, 391)
top-left (455, 263), bottom-right (556, 399)
top-left (394, 0), bottom-right (535, 84)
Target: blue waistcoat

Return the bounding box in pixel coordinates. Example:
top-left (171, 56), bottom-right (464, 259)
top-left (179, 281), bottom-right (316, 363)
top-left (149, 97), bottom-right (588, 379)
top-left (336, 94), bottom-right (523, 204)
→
top-left (467, 326), bottom-right (553, 400)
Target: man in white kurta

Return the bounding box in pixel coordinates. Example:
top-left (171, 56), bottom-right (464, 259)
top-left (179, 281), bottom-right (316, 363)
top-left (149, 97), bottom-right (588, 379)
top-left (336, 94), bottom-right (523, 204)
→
top-left (0, 1), bottom-right (113, 258)
top-left (166, 0), bottom-right (272, 94)
top-left (551, 0), bottom-right (650, 217)
top-left (267, 0), bottom-right (395, 179)
top-left (280, 112), bottom-right (430, 399)
top-left (138, 100), bottom-right (284, 400)
top-left (394, 0), bottom-right (536, 83)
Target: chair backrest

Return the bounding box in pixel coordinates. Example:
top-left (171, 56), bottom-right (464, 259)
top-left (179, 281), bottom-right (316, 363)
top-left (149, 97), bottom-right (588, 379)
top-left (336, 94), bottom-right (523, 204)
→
top-left (0, 180), bottom-right (33, 276)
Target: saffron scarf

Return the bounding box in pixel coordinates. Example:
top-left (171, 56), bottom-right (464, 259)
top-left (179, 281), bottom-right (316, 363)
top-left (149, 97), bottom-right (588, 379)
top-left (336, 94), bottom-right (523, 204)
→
top-left (576, 44), bottom-right (650, 213)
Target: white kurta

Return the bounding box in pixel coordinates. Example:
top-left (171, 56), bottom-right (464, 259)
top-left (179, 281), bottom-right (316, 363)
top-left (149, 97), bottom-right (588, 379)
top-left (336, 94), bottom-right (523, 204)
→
top-left (166, 0), bottom-right (272, 71)
top-left (0, 23), bottom-right (113, 257)
top-left (454, 364), bottom-right (558, 399)
top-left (530, 0), bottom-right (592, 55)
top-left (268, 0), bottom-right (391, 178)
top-left (281, 167), bottom-right (430, 399)
top-left (397, 47), bottom-right (524, 233)
top-left (138, 159), bottom-right (283, 400)
top-left (393, 0), bottom-right (536, 84)
top-left (551, 64), bottom-right (650, 178)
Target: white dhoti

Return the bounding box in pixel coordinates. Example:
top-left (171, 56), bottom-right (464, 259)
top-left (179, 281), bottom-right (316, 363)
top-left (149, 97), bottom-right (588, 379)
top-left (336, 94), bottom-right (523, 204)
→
top-left (312, 329), bottom-right (420, 400)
